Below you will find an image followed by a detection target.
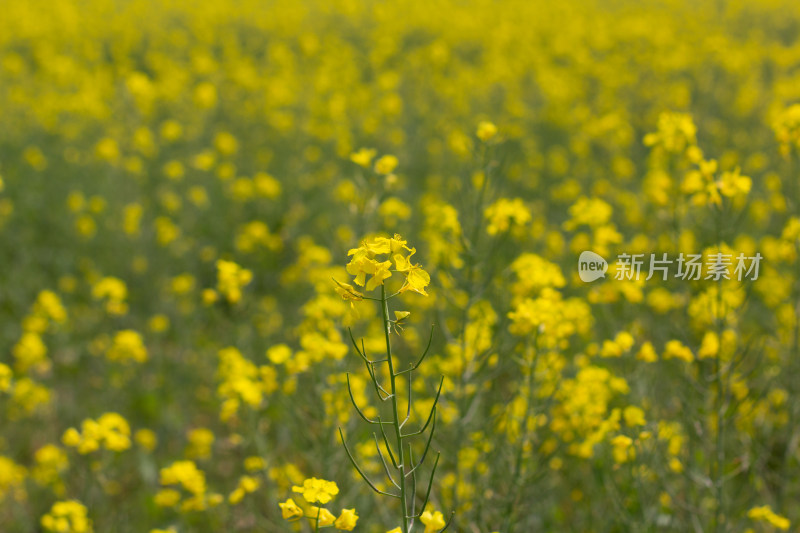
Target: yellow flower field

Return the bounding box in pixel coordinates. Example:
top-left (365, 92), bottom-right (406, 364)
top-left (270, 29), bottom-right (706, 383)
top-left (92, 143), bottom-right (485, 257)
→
top-left (2, 0), bottom-right (800, 531)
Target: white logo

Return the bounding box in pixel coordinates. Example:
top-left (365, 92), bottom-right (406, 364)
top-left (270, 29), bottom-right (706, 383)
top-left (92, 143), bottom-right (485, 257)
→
top-left (578, 251), bottom-right (608, 282)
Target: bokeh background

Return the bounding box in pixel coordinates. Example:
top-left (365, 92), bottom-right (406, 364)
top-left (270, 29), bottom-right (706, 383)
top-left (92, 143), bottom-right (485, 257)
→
top-left (2, 0), bottom-right (800, 531)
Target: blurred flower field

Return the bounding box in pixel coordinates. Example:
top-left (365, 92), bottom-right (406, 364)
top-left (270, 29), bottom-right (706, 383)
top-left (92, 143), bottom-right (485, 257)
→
top-left (2, 0), bottom-right (800, 531)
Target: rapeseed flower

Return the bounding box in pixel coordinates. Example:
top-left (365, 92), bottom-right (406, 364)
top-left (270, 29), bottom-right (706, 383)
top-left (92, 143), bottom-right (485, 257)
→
top-left (292, 477), bottom-right (339, 504)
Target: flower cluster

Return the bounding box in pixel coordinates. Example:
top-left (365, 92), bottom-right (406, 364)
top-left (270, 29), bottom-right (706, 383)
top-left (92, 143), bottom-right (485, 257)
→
top-left (105, 329), bottom-right (148, 363)
top-left (40, 500), bottom-right (93, 533)
top-left (156, 460), bottom-right (222, 512)
top-left (212, 259), bottom-right (253, 304)
top-left (339, 234), bottom-right (430, 296)
top-left (62, 413), bottom-right (132, 454)
top-left (279, 477), bottom-right (358, 530)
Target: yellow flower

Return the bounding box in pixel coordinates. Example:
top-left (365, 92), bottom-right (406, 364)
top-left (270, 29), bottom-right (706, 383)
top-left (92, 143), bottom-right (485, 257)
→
top-left (484, 198), bottom-right (531, 235)
top-left (186, 428), bottom-right (214, 460)
top-left (394, 311), bottom-right (410, 321)
top-left (216, 259), bottom-right (252, 304)
top-left (374, 154), bottom-right (398, 174)
top-left (611, 435), bottom-right (634, 463)
top-left (292, 477), bottom-right (339, 504)
top-left (160, 460), bottom-right (206, 495)
top-left (397, 261), bottom-right (431, 297)
top-left (663, 340), bottom-right (693, 363)
top-left (91, 277), bottom-right (128, 315)
top-left (40, 500), bottom-right (93, 533)
top-left (386, 529), bottom-right (402, 533)
top-left (154, 489), bottom-right (181, 507)
top-left (350, 147), bottom-right (377, 168)
top-left (334, 508), bottom-right (359, 530)
top-left (244, 456), bottom-right (266, 472)
top-left (346, 252), bottom-right (393, 291)
top-left (334, 280), bottom-right (364, 301)
top-left (623, 406), bottom-right (646, 427)
top-left (279, 498), bottom-right (303, 520)
top-left (476, 121), bottom-right (498, 141)
top-left (717, 167), bottom-right (751, 199)
top-left (106, 330), bottom-right (148, 364)
top-left (748, 505), bottom-right (790, 530)
top-left (0, 363), bottom-right (11, 392)
top-left (134, 429), bottom-right (157, 451)
top-left (307, 506), bottom-right (336, 527)
top-left (420, 510), bottom-right (446, 533)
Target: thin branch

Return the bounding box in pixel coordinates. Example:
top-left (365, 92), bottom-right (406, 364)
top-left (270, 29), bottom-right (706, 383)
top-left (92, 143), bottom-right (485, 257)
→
top-left (409, 443), bottom-right (417, 527)
top-left (338, 428), bottom-right (400, 499)
top-left (406, 408), bottom-right (436, 478)
top-left (402, 376), bottom-right (444, 437)
top-left (346, 373), bottom-right (392, 425)
top-left (365, 360), bottom-right (393, 401)
top-left (439, 511), bottom-right (456, 532)
top-left (348, 328), bottom-right (367, 360)
top-left (361, 337), bottom-right (393, 399)
top-left (400, 371), bottom-right (413, 428)
top-left (378, 416), bottom-right (400, 469)
top-left (410, 452), bottom-right (440, 518)
top-left (373, 433), bottom-right (400, 489)
top-left (396, 324), bottom-right (435, 375)
top-left (348, 330), bottom-right (393, 401)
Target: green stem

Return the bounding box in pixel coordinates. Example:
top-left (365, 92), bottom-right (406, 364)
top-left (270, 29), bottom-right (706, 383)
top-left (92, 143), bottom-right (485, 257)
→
top-left (712, 203), bottom-right (725, 533)
top-left (502, 338), bottom-right (539, 532)
top-left (452, 143), bottom-right (492, 513)
top-left (382, 284), bottom-right (409, 533)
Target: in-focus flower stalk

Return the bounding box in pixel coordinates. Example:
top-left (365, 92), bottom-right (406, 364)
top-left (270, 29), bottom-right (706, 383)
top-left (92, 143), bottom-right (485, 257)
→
top-left (337, 235), bottom-right (453, 533)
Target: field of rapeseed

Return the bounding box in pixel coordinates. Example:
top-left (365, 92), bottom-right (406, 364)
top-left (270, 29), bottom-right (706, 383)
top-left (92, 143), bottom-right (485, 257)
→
top-left (2, 0), bottom-right (800, 531)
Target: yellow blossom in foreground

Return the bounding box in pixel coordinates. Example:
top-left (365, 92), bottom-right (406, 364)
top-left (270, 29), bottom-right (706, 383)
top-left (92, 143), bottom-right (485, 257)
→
top-left (334, 508), bottom-right (359, 530)
top-left (420, 510), bottom-right (446, 533)
top-left (307, 506), bottom-right (336, 527)
top-left (344, 234), bottom-right (430, 295)
top-left (292, 477), bottom-right (339, 504)
top-left (279, 498), bottom-right (303, 520)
